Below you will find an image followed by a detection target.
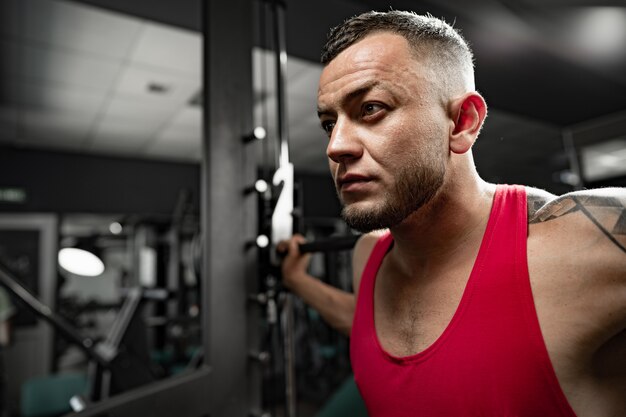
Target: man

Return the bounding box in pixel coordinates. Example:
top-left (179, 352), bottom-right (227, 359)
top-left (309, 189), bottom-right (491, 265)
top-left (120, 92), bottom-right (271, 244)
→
top-left (280, 10), bottom-right (626, 417)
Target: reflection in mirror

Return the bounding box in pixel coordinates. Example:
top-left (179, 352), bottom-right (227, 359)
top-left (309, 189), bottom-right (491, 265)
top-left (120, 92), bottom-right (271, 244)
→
top-left (0, 0), bottom-right (202, 415)
top-left (54, 210), bottom-right (202, 402)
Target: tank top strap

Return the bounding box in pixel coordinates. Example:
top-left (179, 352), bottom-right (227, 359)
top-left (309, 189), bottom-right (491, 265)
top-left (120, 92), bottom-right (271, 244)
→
top-left (351, 231), bottom-right (392, 349)
top-left (358, 231), bottom-right (393, 301)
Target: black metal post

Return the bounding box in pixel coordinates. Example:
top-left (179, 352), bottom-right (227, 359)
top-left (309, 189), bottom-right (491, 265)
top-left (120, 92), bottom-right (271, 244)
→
top-left (202, 0), bottom-right (260, 416)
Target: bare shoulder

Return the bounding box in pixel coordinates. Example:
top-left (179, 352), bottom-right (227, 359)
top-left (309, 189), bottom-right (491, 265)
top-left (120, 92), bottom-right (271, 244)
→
top-left (352, 230), bottom-right (387, 296)
top-left (526, 188), bottom-right (626, 409)
top-left (526, 187), bottom-right (626, 342)
top-left (526, 186), bottom-right (626, 254)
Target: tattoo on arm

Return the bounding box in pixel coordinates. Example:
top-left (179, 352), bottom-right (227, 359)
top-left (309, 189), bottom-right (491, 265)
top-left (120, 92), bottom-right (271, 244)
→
top-left (528, 193), bottom-right (626, 254)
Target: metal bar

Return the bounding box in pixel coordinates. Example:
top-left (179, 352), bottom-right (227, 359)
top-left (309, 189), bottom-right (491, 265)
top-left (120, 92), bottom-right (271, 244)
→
top-left (282, 293), bottom-right (297, 417)
top-left (268, 2), bottom-right (297, 415)
top-left (103, 287), bottom-right (142, 349)
top-left (63, 367), bottom-right (212, 417)
top-left (0, 261), bottom-right (109, 367)
top-left (269, 0), bottom-right (294, 259)
top-left (272, 0), bottom-right (290, 169)
top-left (299, 235), bottom-right (360, 254)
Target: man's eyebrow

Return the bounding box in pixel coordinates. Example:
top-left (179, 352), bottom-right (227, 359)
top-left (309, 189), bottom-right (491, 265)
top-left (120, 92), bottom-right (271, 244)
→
top-left (317, 81), bottom-right (382, 118)
top-left (317, 107), bottom-right (331, 119)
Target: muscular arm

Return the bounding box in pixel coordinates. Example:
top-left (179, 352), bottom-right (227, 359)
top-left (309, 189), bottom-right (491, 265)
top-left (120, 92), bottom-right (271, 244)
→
top-left (527, 186), bottom-right (626, 334)
top-left (526, 187), bottom-right (626, 413)
top-left (279, 232), bottom-right (384, 336)
top-left (279, 235), bottom-right (355, 336)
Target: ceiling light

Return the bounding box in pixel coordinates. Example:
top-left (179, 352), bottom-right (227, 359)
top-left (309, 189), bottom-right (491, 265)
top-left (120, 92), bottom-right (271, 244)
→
top-left (580, 137), bottom-right (626, 181)
top-left (571, 7), bottom-right (626, 62)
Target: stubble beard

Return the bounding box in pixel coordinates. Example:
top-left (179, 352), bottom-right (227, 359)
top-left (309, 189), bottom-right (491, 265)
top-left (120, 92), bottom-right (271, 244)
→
top-left (339, 157), bottom-right (445, 233)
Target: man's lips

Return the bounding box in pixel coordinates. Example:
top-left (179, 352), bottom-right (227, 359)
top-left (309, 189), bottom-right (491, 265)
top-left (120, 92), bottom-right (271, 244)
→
top-left (337, 174), bottom-right (373, 190)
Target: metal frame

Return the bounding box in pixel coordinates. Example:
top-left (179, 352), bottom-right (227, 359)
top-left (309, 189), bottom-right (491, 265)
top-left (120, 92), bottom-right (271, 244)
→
top-left (63, 0), bottom-right (261, 415)
top-left (64, 368), bottom-right (212, 417)
top-left (202, 0), bottom-right (260, 415)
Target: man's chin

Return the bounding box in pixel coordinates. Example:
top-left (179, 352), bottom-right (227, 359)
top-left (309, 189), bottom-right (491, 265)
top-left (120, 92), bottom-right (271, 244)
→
top-left (341, 206), bottom-right (391, 233)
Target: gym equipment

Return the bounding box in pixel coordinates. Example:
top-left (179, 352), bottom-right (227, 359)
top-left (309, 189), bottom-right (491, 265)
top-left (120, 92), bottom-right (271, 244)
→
top-left (0, 262), bottom-right (156, 404)
top-left (0, 262), bottom-right (108, 368)
top-left (249, 1), bottom-right (299, 415)
top-left (268, 0), bottom-right (296, 412)
top-left (21, 372), bottom-right (88, 417)
top-left (298, 235), bottom-right (360, 254)
top-left (61, 368), bottom-right (210, 417)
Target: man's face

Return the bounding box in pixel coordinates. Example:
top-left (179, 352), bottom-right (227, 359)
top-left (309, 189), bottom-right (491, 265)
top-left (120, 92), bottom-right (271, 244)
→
top-left (317, 32), bottom-right (451, 232)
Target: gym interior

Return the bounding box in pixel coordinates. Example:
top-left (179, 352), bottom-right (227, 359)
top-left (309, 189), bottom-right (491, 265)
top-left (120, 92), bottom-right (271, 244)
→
top-left (0, 1), bottom-right (625, 416)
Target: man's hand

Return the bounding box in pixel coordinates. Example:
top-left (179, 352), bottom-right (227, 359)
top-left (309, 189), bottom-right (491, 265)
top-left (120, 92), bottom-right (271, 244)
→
top-left (276, 234), bottom-right (355, 336)
top-left (277, 234), bottom-right (311, 290)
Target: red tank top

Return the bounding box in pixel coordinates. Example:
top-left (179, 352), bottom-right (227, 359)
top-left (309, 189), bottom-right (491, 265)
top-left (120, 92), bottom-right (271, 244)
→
top-left (350, 184), bottom-right (578, 417)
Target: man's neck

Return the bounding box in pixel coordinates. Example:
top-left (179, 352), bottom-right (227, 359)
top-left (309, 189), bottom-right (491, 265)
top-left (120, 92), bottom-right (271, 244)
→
top-left (388, 176), bottom-right (496, 278)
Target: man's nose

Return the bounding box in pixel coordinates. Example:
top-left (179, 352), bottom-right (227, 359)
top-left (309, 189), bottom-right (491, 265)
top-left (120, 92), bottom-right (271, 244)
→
top-left (326, 119), bottom-right (363, 163)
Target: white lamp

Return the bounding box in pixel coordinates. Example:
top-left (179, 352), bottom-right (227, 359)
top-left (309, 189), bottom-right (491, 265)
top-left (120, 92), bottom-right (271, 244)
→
top-left (58, 239), bottom-right (105, 277)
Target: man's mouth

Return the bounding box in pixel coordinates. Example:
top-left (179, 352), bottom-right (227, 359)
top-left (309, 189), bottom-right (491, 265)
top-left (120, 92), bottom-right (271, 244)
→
top-left (337, 174), bottom-right (373, 192)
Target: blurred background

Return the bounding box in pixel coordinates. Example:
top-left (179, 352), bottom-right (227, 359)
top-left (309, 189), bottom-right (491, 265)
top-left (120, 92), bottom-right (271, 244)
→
top-left (0, 0), bottom-right (625, 416)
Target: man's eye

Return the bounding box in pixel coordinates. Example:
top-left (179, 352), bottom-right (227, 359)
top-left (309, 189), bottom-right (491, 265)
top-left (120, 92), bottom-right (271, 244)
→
top-left (363, 103), bottom-right (383, 116)
top-left (321, 120), bottom-right (336, 135)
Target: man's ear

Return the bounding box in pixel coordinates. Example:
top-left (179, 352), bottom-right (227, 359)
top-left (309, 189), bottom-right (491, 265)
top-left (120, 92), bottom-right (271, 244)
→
top-left (449, 92), bottom-right (487, 154)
